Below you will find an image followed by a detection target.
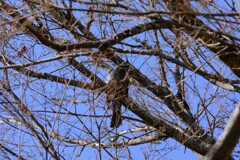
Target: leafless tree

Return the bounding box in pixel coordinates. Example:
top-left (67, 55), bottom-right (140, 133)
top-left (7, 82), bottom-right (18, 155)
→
top-left (0, 0), bottom-right (239, 159)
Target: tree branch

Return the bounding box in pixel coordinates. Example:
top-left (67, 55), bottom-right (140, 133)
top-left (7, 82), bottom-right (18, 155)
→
top-left (203, 103), bottom-right (240, 160)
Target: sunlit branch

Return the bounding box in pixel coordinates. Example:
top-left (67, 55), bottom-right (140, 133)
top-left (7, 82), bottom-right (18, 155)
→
top-left (0, 56), bottom-right (96, 90)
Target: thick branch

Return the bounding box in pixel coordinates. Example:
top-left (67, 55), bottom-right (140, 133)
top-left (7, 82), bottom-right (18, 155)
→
top-left (122, 97), bottom-right (211, 155)
top-left (203, 104), bottom-right (240, 160)
top-left (115, 48), bottom-right (240, 92)
top-left (163, 0), bottom-right (240, 77)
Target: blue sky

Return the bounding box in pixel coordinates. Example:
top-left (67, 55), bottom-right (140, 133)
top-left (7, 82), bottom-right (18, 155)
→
top-left (0, 0), bottom-right (240, 159)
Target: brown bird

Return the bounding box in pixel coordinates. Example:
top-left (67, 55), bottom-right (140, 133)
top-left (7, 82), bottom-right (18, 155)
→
top-left (106, 62), bottom-right (129, 128)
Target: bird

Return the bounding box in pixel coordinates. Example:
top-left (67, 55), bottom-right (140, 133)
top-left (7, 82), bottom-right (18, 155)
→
top-left (106, 62), bottom-right (129, 128)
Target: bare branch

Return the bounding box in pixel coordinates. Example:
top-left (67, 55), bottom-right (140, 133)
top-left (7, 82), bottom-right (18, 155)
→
top-left (203, 103), bottom-right (240, 160)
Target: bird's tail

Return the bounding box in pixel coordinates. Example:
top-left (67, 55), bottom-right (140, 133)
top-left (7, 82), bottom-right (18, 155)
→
top-left (110, 102), bottom-right (122, 128)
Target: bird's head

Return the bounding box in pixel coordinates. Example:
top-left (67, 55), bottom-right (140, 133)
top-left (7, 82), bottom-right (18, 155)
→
top-left (118, 61), bottom-right (129, 71)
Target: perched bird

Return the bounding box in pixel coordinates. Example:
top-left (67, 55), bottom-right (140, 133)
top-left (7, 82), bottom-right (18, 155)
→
top-left (106, 62), bottom-right (129, 128)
